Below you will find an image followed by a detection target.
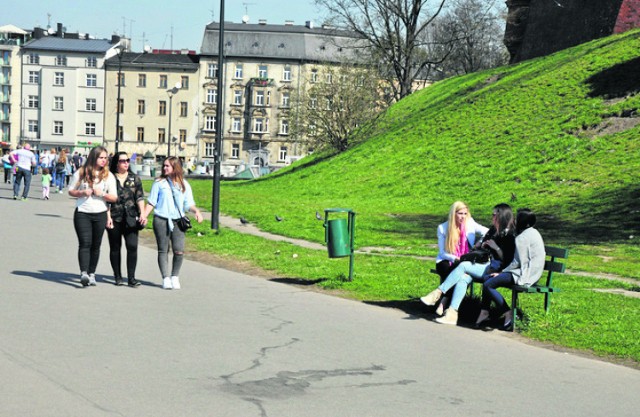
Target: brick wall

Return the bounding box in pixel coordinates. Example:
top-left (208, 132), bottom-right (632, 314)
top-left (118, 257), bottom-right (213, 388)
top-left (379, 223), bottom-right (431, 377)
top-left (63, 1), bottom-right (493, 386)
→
top-left (614, 0), bottom-right (640, 33)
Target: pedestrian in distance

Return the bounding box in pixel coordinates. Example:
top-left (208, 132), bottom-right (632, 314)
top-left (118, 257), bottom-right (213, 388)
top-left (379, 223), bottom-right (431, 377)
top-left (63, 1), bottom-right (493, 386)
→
top-left (54, 149), bottom-right (68, 193)
top-left (2, 150), bottom-right (12, 184)
top-left (140, 156), bottom-right (203, 290)
top-left (10, 143), bottom-right (37, 200)
top-left (68, 146), bottom-right (117, 287)
top-left (106, 152), bottom-right (147, 287)
top-left (41, 168), bottom-right (52, 200)
top-left (430, 201), bottom-right (489, 315)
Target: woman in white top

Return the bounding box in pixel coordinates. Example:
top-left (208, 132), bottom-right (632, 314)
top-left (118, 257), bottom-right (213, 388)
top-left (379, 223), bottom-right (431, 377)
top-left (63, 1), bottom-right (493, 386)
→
top-left (68, 146), bottom-right (117, 287)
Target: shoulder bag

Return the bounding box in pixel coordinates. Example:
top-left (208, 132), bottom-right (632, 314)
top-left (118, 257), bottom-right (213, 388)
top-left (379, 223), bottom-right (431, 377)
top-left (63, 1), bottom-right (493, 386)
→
top-left (168, 180), bottom-right (192, 232)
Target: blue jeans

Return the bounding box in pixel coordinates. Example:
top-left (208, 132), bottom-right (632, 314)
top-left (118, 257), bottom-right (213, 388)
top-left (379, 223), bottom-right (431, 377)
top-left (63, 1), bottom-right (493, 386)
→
top-left (439, 261), bottom-right (489, 310)
top-left (54, 171), bottom-right (65, 190)
top-left (13, 167), bottom-right (32, 198)
top-left (481, 272), bottom-right (515, 314)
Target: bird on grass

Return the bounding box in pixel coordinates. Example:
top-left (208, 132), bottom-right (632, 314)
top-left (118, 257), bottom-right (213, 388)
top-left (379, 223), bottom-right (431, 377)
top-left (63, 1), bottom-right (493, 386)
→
top-left (240, 216), bottom-right (249, 225)
top-left (275, 215), bottom-right (283, 222)
top-left (315, 211), bottom-right (323, 221)
top-left (510, 192), bottom-right (517, 202)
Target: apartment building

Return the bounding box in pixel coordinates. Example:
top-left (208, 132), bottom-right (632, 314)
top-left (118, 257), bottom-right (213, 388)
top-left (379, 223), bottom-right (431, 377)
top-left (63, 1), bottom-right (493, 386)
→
top-left (103, 51), bottom-right (200, 161)
top-left (20, 25), bottom-right (120, 153)
top-left (0, 25), bottom-right (30, 151)
top-left (199, 20), bottom-right (360, 177)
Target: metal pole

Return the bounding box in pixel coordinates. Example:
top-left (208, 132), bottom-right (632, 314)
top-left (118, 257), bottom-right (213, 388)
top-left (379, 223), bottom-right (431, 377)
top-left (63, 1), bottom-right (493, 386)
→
top-left (167, 94), bottom-right (173, 157)
top-left (115, 51), bottom-right (122, 153)
top-left (211, 0), bottom-right (225, 231)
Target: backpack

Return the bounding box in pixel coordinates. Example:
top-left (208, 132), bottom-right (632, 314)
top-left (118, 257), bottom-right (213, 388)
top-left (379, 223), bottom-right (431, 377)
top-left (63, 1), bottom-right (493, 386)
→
top-left (55, 161), bottom-right (66, 173)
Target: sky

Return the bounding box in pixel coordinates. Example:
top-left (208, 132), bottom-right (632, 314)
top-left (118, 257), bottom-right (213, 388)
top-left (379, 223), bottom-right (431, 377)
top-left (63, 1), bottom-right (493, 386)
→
top-left (9, 0), bottom-right (322, 52)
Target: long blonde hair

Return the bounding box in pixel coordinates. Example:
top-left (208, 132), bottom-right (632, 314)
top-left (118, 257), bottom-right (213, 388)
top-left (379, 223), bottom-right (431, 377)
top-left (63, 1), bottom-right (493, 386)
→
top-left (445, 201), bottom-right (470, 254)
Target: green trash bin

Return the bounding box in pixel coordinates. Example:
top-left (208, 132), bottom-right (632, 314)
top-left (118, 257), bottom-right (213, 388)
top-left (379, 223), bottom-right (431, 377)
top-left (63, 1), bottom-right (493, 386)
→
top-left (150, 167), bottom-right (156, 177)
top-left (327, 218), bottom-right (350, 258)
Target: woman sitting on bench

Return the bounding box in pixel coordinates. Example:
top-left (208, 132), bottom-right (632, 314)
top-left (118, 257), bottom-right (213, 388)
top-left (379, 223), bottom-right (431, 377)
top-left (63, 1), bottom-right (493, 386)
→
top-left (475, 208), bottom-right (546, 330)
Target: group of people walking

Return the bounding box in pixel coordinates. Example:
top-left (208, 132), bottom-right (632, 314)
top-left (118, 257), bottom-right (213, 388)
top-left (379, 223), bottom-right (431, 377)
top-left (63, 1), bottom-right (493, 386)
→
top-left (67, 146), bottom-right (203, 290)
top-left (420, 201), bottom-right (546, 330)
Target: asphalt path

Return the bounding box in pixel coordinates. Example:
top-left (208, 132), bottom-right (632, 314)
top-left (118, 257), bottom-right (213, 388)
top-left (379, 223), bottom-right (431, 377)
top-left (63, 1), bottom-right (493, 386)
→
top-left (1, 179), bottom-right (639, 417)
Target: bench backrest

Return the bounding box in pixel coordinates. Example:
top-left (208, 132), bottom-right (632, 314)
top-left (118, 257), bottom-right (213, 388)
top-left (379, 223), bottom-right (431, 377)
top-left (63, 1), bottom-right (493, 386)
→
top-left (540, 245), bottom-right (569, 287)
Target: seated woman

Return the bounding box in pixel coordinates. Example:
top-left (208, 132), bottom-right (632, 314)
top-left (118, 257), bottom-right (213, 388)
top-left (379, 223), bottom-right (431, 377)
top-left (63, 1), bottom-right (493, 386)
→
top-left (421, 203), bottom-right (516, 325)
top-left (475, 208), bottom-right (546, 329)
top-left (422, 201), bottom-right (489, 315)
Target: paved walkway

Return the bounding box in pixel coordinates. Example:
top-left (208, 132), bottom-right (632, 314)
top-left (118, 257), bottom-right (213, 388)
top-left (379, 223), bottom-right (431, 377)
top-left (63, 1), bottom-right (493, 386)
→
top-left (1, 179), bottom-right (639, 417)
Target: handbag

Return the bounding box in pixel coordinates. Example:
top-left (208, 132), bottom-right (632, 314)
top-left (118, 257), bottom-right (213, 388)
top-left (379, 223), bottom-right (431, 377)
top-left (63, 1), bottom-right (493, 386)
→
top-left (168, 180), bottom-right (192, 232)
top-left (125, 206), bottom-right (145, 230)
top-left (460, 248), bottom-right (491, 264)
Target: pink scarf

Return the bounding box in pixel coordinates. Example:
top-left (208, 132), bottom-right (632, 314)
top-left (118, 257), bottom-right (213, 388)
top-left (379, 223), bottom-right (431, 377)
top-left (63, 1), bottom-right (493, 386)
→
top-left (454, 223), bottom-right (470, 258)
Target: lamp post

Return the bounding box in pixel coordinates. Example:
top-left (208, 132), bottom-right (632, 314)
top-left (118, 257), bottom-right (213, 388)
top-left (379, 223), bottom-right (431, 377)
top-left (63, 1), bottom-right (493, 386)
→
top-left (166, 82), bottom-right (181, 157)
top-left (114, 45), bottom-right (125, 153)
top-left (211, 0), bottom-right (225, 231)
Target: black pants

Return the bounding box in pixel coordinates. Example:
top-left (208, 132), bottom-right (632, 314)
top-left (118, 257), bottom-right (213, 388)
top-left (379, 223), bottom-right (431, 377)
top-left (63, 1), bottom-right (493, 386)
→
top-left (3, 167), bottom-right (10, 183)
top-left (73, 210), bottom-right (107, 274)
top-left (107, 220), bottom-right (139, 279)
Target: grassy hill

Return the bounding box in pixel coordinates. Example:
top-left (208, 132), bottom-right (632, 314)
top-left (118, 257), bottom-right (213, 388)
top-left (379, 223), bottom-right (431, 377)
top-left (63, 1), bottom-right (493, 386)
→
top-left (186, 30), bottom-right (640, 363)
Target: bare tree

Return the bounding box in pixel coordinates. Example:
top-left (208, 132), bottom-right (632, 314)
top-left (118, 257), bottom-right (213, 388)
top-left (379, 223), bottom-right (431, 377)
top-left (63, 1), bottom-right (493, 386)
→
top-left (290, 63), bottom-right (387, 153)
top-left (431, 0), bottom-right (508, 77)
top-left (315, 0), bottom-right (452, 101)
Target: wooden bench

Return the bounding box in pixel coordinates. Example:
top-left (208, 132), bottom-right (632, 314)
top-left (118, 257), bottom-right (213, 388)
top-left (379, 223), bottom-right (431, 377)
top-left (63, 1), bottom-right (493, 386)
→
top-left (430, 245), bottom-right (569, 331)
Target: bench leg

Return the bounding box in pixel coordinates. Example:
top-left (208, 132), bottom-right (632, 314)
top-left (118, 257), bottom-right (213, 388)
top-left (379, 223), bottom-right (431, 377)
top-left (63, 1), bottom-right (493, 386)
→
top-left (544, 292), bottom-right (550, 313)
top-left (511, 290), bottom-right (518, 332)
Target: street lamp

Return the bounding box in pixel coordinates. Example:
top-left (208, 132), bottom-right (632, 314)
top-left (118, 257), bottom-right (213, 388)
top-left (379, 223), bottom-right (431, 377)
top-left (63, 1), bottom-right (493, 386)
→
top-left (166, 82), bottom-right (181, 157)
top-left (211, 0), bottom-right (225, 231)
top-left (114, 45), bottom-right (125, 153)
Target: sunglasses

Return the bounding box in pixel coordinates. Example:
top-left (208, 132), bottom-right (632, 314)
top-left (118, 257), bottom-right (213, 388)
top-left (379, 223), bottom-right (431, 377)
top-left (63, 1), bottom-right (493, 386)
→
top-left (118, 158), bottom-right (130, 163)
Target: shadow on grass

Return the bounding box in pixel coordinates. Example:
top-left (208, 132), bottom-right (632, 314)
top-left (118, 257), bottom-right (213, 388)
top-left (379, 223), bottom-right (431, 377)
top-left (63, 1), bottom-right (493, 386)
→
top-left (269, 277), bottom-right (328, 286)
top-left (587, 56), bottom-right (640, 99)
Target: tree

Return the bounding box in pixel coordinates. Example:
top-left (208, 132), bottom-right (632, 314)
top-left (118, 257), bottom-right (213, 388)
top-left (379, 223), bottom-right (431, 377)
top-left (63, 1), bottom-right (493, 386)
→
top-left (315, 0), bottom-right (452, 101)
top-left (431, 0), bottom-right (508, 77)
top-left (290, 63), bottom-right (387, 153)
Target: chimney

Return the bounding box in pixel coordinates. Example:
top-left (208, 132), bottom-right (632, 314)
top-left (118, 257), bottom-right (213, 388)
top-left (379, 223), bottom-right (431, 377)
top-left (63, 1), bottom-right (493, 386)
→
top-left (284, 20), bottom-right (294, 26)
top-left (305, 21), bottom-right (314, 29)
top-left (258, 19), bottom-right (267, 25)
top-left (57, 23), bottom-right (63, 37)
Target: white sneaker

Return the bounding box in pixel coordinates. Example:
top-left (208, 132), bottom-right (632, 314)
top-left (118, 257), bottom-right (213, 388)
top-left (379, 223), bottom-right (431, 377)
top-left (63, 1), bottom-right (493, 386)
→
top-left (80, 272), bottom-right (90, 287)
top-left (162, 277), bottom-right (173, 290)
top-left (171, 276), bottom-right (181, 290)
top-left (88, 273), bottom-right (97, 286)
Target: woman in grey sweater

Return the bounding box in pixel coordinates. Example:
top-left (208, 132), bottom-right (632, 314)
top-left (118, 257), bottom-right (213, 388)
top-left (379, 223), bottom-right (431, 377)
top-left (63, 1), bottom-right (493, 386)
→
top-left (475, 208), bottom-right (545, 329)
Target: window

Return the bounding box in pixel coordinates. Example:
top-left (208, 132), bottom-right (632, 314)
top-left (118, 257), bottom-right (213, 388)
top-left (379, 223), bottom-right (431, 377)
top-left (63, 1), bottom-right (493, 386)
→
top-left (159, 100), bottom-right (167, 116)
top-left (158, 128), bottom-right (166, 143)
top-left (53, 121), bottom-right (63, 135)
top-left (309, 122), bottom-right (317, 136)
top-left (54, 96), bottom-right (64, 111)
top-left (232, 118), bottom-right (241, 132)
top-left (326, 72), bottom-right (333, 83)
top-left (280, 120), bottom-right (289, 135)
top-left (254, 118), bottom-right (266, 133)
top-left (55, 55), bottom-right (67, 66)
top-left (28, 53), bottom-right (39, 64)
top-left (117, 73), bottom-right (125, 86)
top-left (179, 129), bottom-right (186, 143)
top-left (28, 71), bottom-right (39, 84)
top-left (281, 92), bottom-right (290, 108)
top-left (266, 91), bottom-right (271, 106)
top-left (283, 66), bottom-right (291, 81)
top-left (180, 76), bottom-right (189, 89)
top-left (117, 99), bottom-right (124, 113)
top-left (279, 146), bottom-right (288, 161)
top-left (180, 102), bottom-right (188, 117)
top-left (86, 74), bottom-right (97, 87)
top-left (234, 64), bottom-right (243, 79)
top-left (205, 142), bottom-right (215, 157)
top-left (28, 95), bottom-right (39, 109)
top-left (138, 74), bottom-right (146, 87)
top-left (159, 75), bottom-right (167, 88)
top-left (258, 65), bottom-right (268, 78)
top-left (208, 63), bottom-right (218, 78)
top-left (54, 72), bottom-right (64, 86)
top-left (117, 126), bottom-right (123, 141)
top-left (28, 120), bottom-right (38, 133)
top-left (137, 127), bottom-right (144, 142)
top-left (255, 90), bottom-right (265, 106)
top-left (86, 98), bottom-right (96, 111)
top-left (206, 89), bottom-right (217, 104)
top-left (85, 123), bottom-right (96, 135)
top-left (325, 96), bottom-right (333, 110)
top-left (310, 69), bottom-right (318, 83)
top-left (205, 115), bottom-right (216, 131)
top-left (86, 56), bottom-right (97, 67)
top-left (233, 90), bottom-right (242, 105)
top-left (231, 143), bottom-right (240, 159)
top-left (137, 100), bottom-right (146, 115)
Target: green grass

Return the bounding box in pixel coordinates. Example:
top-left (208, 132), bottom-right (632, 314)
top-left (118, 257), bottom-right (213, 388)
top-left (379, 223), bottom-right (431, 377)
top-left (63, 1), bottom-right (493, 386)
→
top-left (146, 30), bottom-right (640, 364)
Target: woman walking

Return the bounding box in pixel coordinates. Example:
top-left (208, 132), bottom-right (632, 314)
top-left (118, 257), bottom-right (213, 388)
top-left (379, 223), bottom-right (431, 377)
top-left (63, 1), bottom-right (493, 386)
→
top-left (140, 157), bottom-right (203, 290)
top-left (54, 150), bottom-right (68, 192)
top-left (106, 152), bottom-right (146, 287)
top-left (68, 146), bottom-right (117, 286)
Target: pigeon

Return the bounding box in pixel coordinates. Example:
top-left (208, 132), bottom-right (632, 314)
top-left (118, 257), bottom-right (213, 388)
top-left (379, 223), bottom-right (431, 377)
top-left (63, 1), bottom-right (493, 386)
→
top-left (240, 216), bottom-right (249, 225)
top-left (275, 215), bottom-right (283, 222)
top-left (315, 211), bottom-right (323, 221)
top-left (510, 192), bottom-right (517, 202)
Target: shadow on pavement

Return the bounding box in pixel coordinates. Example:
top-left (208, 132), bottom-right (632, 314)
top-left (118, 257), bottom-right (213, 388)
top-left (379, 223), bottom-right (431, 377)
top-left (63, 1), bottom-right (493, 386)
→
top-left (12, 269), bottom-right (163, 289)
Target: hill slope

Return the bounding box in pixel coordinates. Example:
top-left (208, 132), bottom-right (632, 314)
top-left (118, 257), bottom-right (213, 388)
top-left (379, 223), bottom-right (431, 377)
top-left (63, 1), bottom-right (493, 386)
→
top-left (210, 29), bottom-right (640, 253)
